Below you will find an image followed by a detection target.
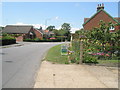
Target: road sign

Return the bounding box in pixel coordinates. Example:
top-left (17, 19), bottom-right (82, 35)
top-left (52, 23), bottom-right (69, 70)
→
top-left (61, 45), bottom-right (68, 55)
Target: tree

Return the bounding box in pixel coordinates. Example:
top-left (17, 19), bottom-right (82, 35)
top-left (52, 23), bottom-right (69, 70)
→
top-left (86, 20), bottom-right (120, 58)
top-left (61, 23), bottom-right (71, 41)
top-left (39, 26), bottom-right (42, 30)
top-left (46, 26), bottom-right (55, 31)
top-left (61, 23), bottom-right (71, 31)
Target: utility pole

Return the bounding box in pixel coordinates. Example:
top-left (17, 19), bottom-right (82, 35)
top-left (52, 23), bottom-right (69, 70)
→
top-left (45, 18), bottom-right (51, 29)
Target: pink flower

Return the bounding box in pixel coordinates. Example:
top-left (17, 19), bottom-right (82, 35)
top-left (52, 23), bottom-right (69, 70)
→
top-left (108, 51), bottom-right (111, 53)
top-left (92, 53), bottom-right (97, 55)
top-left (96, 53), bottom-right (104, 55)
top-left (106, 54), bottom-right (110, 56)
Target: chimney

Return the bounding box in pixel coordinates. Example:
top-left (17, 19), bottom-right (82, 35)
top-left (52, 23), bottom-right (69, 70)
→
top-left (97, 3), bottom-right (104, 12)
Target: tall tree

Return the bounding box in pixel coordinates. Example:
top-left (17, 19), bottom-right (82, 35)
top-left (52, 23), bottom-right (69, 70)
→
top-left (46, 26), bottom-right (55, 31)
top-left (61, 23), bottom-right (71, 41)
top-left (61, 23), bottom-right (71, 31)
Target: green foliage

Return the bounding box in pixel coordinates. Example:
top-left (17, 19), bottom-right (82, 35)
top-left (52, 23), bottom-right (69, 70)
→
top-left (45, 44), bottom-right (69, 64)
top-left (46, 26), bottom-right (55, 31)
top-left (23, 38), bottom-right (62, 42)
top-left (2, 36), bottom-right (15, 40)
top-left (2, 33), bottom-right (7, 36)
top-left (64, 61), bottom-right (70, 64)
top-left (72, 21), bottom-right (119, 64)
top-left (83, 55), bottom-right (98, 64)
top-left (61, 23), bottom-right (71, 31)
top-left (1, 35), bottom-right (16, 46)
top-left (34, 38), bottom-right (40, 41)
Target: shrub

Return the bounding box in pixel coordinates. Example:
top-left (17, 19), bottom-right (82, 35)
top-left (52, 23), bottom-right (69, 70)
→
top-left (23, 38), bottom-right (62, 42)
top-left (2, 36), bottom-right (15, 40)
top-left (34, 38), bottom-right (40, 42)
top-left (65, 61), bottom-right (69, 64)
top-left (1, 36), bottom-right (16, 46)
top-left (83, 55), bottom-right (98, 64)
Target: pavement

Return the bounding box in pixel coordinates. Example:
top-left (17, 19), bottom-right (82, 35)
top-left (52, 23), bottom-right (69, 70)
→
top-left (34, 61), bottom-right (118, 88)
top-left (2, 42), bottom-right (64, 88)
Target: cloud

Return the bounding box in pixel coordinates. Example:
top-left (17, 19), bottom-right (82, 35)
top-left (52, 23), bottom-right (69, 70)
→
top-left (13, 22), bottom-right (80, 33)
top-left (71, 27), bottom-right (80, 33)
top-left (15, 22), bottom-right (47, 29)
top-left (56, 26), bottom-right (80, 33)
top-left (55, 16), bottom-right (59, 20)
top-left (56, 26), bottom-right (61, 30)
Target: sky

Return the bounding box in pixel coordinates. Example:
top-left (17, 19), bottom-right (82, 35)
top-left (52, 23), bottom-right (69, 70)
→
top-left (1, 2), bottom-right (118, 33)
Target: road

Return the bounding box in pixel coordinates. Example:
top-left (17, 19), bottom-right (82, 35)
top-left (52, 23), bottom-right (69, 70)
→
top-left (2, 42), bottom-right (63, 88)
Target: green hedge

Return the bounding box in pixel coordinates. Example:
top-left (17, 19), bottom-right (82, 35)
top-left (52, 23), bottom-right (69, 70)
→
top-left (83, 55), bottom-right (98, 64)
top-left (0, 39), bottom-right (16, 46)
top-left (0, 36), bottom-right (16, 46)
top-left (23, 38), bottom-right (63, 42)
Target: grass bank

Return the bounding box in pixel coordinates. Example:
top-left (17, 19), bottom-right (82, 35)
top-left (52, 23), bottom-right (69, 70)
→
top-left (45, 44), bottom-right (119, 66)
top-left (45, 44), bottom-right (69, 64)
top-left (97, 60), bottom-right (119, 67)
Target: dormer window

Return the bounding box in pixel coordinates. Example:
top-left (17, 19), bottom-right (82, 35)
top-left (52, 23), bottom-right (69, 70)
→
top-left (109, 26), bottom-right (115, 31)
top-left (30, 32), bottom-right (33, 35)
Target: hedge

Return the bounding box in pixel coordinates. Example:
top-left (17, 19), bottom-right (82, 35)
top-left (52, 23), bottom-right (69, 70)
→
top-left (23, 38), bottom-right (65, 42)
top-left (0, 39), bottom-right (16, 46)
top-left (0, 36), bottom-right (16, 46)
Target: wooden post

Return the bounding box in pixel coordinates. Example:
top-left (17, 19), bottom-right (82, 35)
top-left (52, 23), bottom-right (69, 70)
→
top-left (70, 34), bottom-right (72, 47)
top-left (79, 40), bottom-right (83, 64)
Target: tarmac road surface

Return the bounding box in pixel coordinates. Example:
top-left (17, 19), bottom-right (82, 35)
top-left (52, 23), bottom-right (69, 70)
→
top-left (2, 42), bottom-right (63, 88)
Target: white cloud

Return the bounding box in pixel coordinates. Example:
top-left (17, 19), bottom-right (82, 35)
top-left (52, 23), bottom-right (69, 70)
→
top-left (71, 27), bottom-right (80, 33)
top-left (56, 26), bottom-right (80, 33)
top-left (15, 22), bottom-right (47, 29)
top-left (55, 16), bottom-right (59, 20)
top-left (16, 22), bottom-right (25, 25)
top-left (12, 22), bottom-right (81, 33)
top-left (56, 26), bottom-right (61, 30)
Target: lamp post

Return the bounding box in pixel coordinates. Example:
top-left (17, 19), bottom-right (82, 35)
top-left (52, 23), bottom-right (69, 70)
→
top-left (45, 18), bottom-right (51, 29)
top-left (79, 35), bottom-right (87, 64)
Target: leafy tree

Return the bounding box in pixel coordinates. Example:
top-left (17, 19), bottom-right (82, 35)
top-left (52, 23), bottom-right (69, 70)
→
top-left (73, 20), bottom-right (119, 60)
top-left (46, 26), bottom-right (55, 31)
top-left (86, 20), bottom-right (120, 58)
top-left (61, 23), bottom-right (71, 31)
top-left (61, 23), bottom-right (71, 41)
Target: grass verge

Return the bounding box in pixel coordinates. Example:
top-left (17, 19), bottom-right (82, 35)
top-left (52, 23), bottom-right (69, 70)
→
top-left (97, 60), bottom-right (119, 67)
top-left (45, 44), bottom-right (69, 64)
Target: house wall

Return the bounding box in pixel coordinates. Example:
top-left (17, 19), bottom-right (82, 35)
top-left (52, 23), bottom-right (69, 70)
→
top-left (83, 10), bottom-right (119, 30)
top-left (115, 25), bottom-right (120, 30)
top-left (33, 29), bottom-right (43, 40)
top-left (16, 35), bottom-right (23, 41)
top-left (27, 28), bottom-right (36, 39)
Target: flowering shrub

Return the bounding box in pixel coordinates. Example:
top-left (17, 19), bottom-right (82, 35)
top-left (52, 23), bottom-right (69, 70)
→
top-left (83, 55), bottom-right (98, 64)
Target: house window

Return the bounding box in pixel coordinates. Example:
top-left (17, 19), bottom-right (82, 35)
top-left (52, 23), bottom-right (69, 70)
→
top-left (109, 26), bottom-right (115, 31)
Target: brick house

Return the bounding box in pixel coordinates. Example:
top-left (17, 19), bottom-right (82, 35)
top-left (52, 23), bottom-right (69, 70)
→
top-left (83, 3), bottom-right (120, 32)
top-left (3, 25), bottom-right (43, 41)
top-left (43, 29), bottom-right (55, 39)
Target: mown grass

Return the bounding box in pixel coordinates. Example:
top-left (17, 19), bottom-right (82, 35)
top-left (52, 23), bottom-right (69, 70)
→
top-left (45, 44), bottom-right (69, 64)
top-left (97, 60), bottom-right (119, 67)
top-left (45, 44), bottom-right (120, 66)
top-left (98, 60), bottom-right (119, 63)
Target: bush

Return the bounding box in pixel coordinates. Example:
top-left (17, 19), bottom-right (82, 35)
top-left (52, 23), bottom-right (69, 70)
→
top-left (23, 38), bottom-right (62, 42)
top-left (1, 36), bottom-right (16, 46)
top-left (2, 36), bottom-right (15, 40)
top-left (34, 38), bottom-right (40, 41)
top-left (83, 55), bottom-right (98, 64)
